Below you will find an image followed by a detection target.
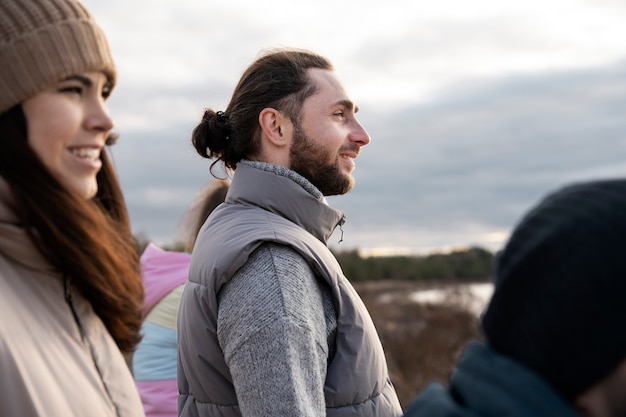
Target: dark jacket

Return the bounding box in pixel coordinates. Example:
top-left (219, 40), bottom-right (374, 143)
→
top-left (403, 342), bottom-right (579, 417)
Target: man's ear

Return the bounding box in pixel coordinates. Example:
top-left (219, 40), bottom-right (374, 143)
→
top-left (259, 108), bottom-right (291, 147)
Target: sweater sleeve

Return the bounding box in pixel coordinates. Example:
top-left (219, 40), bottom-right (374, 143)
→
top-left (217, 242), bottom-right (333, 417)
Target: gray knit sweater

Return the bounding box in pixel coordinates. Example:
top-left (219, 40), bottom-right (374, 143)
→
top-left (218, 242), bottom-right (337, 416)
top-left (217, 161), bottom-right (337, 416)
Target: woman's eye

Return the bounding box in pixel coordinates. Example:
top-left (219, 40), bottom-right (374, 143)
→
top-left (101, 88), bottom-right (112, 99)
top-left (59, 86), bottom-right (83, 95)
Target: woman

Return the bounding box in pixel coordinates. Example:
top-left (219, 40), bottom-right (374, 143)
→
top-left (0, 0), bottom-right (145, 415)
top-left (133, 179), bottom-right (229, 417)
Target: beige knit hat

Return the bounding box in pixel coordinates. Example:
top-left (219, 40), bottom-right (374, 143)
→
top-left (0, 0), bottom-right (116, 114)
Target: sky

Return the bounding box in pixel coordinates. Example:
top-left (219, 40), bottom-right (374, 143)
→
top-left (82, 0), bottom-right (626, 255)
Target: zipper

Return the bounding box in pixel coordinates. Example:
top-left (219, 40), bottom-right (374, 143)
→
top-left (64, 275), bottom-right (121, 417)
top-left (337, 216), bottom-right (346, 244)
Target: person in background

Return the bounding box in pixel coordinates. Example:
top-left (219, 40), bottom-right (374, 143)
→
top-left (133, 179), bottom-right (229, 417)
top-left (177, 48), bottom-right (402, 417)
top-left (0, 0), bottom-right (145, 415)
top-left (403, 179), bottom-right (626, 417)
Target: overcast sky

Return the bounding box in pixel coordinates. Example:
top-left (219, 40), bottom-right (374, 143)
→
top-left (83, 0), bottom-right (626, 255)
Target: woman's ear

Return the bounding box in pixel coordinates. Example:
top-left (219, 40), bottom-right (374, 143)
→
top-left (259, 107), bottom-right (292, 147)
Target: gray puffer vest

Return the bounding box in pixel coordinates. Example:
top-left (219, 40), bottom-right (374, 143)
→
top-left (177, 162), bottom-right (402, 417)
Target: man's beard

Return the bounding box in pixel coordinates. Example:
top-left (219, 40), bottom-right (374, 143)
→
top-left (289, 124), bottom-right (355, 196)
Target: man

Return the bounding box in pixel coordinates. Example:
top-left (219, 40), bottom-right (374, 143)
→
top-left (177, 48), bottom-right (402, 417)
top-left (403, 179), bottom-right (626, 417)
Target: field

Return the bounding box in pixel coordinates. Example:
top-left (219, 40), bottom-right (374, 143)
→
top-left (353, 280), bottom-right (486, 407)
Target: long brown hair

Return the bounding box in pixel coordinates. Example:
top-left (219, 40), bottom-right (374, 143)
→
top-left (0, 105), bottom-right (143, 353)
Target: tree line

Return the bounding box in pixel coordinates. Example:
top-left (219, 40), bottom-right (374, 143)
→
top-left (140, 236), bottom-right (495, 283)
top-left (333, 246), bottom-right (495, 282)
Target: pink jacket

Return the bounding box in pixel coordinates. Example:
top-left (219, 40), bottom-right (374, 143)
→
top-left (134, 243), bottom-right (191, 417)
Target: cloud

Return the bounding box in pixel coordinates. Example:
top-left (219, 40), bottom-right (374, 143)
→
top-left (327, 60), bottom-right (626, 252)
top-left (109, 60), bottom-right (626, 253)
top-left (81, 0), bottom-right (626, 253)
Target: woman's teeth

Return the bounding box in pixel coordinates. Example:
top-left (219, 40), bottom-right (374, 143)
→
top-left (71, 148), bottom-right (100, 160)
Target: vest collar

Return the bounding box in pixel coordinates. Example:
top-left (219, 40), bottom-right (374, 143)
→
top-left (229, 161), bottom-right (345, 243)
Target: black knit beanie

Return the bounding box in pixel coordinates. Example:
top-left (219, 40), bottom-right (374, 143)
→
top-left (482, 179), bottom-right (626, 401)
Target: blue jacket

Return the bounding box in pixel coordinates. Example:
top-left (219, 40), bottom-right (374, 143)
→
top-left (403, 342), bottom-right (579, 417)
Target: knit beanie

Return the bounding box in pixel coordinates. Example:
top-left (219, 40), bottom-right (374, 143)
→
top-left (0, 0), bottom-right (116, 114)
top-left (482, 179), bottom-right (626, 401)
